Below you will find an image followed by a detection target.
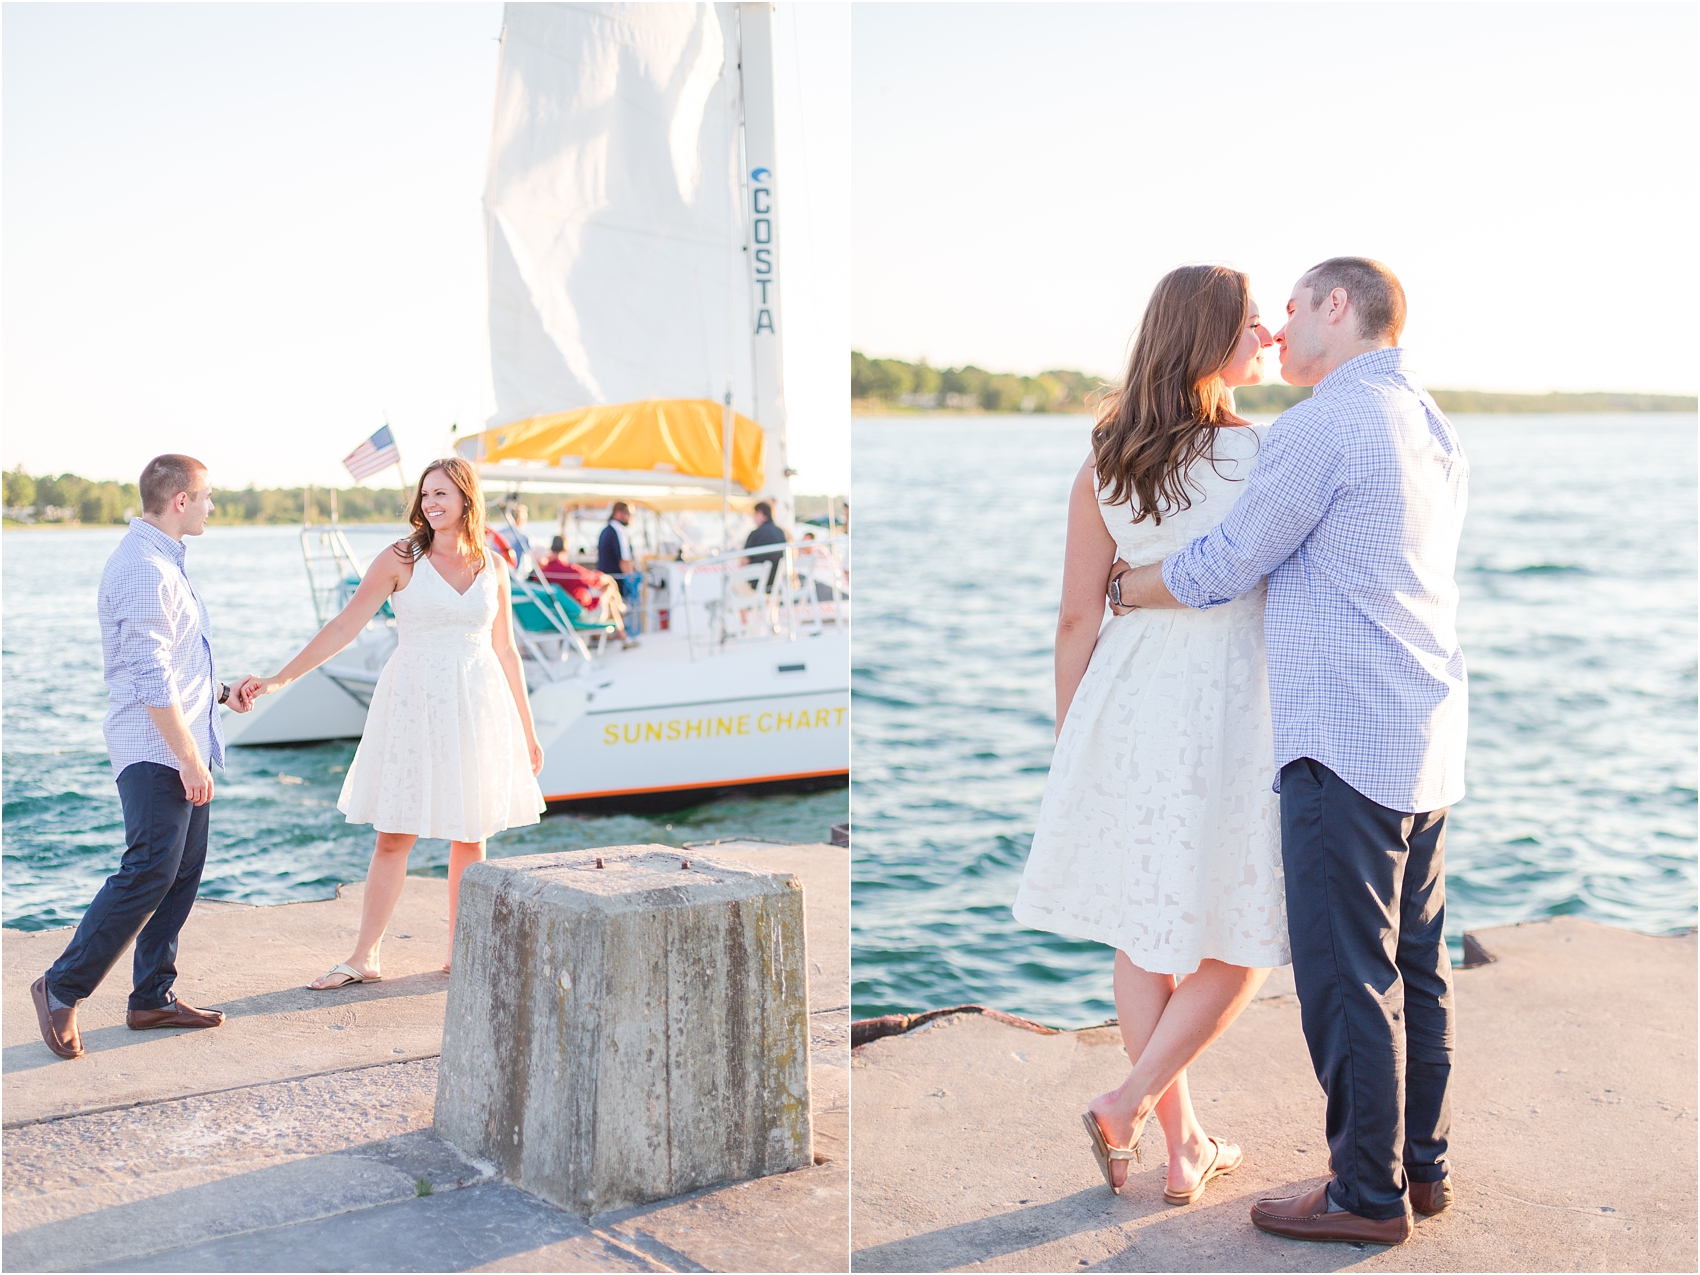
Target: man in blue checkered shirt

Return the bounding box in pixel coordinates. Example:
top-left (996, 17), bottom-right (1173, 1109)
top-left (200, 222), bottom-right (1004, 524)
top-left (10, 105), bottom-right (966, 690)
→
top-left (30, 454), bottom-right (255, 1061)
top-left (1111, 258), bottom-right (1467, 1245)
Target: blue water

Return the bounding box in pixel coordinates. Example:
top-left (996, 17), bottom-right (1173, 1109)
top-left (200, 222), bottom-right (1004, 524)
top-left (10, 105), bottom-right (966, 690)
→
top-left (851, 414), bottom-right (1698, 1026)
top-left (1, 525), bottom-right (846, 931)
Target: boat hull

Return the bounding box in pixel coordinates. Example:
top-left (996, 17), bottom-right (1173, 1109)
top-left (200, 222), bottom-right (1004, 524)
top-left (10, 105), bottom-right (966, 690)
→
top-left (222, 631), bottom-right (849, 806)
top-left (221, 666), bottom-right (370, 746)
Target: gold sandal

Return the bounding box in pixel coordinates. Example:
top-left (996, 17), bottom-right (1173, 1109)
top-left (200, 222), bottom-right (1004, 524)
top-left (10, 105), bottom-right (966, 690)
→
top-left (1082, 1111), bottom-right (1143, 1195)
top-left (1163, 1136), bottom-right (1243, 1205)
top-left (308, 962), bottom-right (381, 990)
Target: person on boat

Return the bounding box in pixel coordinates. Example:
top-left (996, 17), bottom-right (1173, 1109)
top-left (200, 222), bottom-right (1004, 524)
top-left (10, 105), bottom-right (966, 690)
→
top-left (538, 534), bottom-right (618, 617)
top-left (597, 501), bottom-right (641, 646)
top-left (234, 457), bottom-right (546, 986)
top-left (504, 499), bottom-right (536, 572)
top-left (486, 502), bottom-right (536, 575)
top-left (31, 454), bottom-right (255, 1060)
top-left (1103, 258), bottom-right (1466, 1245)
top-left (742, 500), bottom-right (788, 591)
top-left (1012, 265), bottom-right (1285, 1208)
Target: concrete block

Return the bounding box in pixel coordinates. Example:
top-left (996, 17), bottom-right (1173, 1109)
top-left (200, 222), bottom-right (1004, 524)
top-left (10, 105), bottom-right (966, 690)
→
top-left (433, 845), bottom-right (811, 1215)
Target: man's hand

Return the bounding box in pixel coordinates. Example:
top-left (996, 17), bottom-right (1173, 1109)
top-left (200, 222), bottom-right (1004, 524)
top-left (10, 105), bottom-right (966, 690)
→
top-left (1105, 558), bottom-right (1187, 613)
top-left (146, 701), bottom-right (216, 805)
top-left (179, 756), bottom-right (214, 806)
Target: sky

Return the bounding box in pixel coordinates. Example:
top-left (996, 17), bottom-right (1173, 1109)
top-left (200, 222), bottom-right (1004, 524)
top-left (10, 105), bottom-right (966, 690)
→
top-left (853, 2), bottom-right (1698, 395)
top-left (2, 2), bottom-right (850, 492)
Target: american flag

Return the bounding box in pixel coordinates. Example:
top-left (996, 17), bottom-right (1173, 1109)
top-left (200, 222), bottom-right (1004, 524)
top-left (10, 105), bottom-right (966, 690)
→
top-left (343, 425), bottom-right (400, 481)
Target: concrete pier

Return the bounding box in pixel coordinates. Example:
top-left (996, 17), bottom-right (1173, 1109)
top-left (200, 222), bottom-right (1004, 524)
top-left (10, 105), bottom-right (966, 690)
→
top-left (2, 840), bottom-right (847, 1272)
top-left (850, 918), bottom-right (1696, 1272)
top-left (435, 846), bottom-right (813, 1215)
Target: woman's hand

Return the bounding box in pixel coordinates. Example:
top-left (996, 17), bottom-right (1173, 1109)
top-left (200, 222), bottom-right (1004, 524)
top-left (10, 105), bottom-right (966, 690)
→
top-left (527, 736), bottom-right (545, 776)
top-left (232, 674), bottom-right (271, 710)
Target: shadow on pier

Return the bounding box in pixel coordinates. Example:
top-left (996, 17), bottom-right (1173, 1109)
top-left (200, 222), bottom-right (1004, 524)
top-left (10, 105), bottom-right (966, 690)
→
top-left (850, 917), bottom-right (1696, 1273)
top-left (2, 841), bottom-right (848, 1272)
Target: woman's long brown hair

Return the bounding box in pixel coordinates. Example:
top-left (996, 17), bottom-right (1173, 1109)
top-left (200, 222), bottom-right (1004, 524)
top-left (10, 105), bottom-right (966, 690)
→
top-left (1092, 264), bottom-right (1250, 523)
top-left (396, 457), bottom-right (488, 572)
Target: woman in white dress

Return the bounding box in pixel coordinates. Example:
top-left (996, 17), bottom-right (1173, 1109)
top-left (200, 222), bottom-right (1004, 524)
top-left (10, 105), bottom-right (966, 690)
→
top-left (239, 458), bottom-right (546, 987)
top-left (1012, 264), bottom-right (1287, 1204)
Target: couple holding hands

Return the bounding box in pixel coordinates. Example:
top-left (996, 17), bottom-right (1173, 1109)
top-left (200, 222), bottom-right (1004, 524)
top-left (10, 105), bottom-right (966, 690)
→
top-left (1015, 256), bottom-right (1467, 1245)
top-left (32, 454), bottom-right (544, 1060)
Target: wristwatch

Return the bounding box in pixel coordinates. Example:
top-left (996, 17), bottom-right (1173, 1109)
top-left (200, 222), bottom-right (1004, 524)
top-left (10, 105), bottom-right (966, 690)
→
top-left (218, 682), bottom-right (231, 705)
top-left (1108, 569), bottom-right (1135, 610)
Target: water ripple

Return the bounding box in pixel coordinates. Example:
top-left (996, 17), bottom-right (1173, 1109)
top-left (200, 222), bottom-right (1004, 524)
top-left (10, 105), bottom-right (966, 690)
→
top-left (2, 525), bottom-right (845, 931)
top-left (851, 413), bottom-right (1698, 1026)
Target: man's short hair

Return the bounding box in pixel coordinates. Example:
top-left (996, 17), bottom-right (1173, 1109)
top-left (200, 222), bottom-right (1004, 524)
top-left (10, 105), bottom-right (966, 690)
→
top-left (550, 535), bottom-right (565, 554)
top-left (139, 454), bottom-right (208, 515)
top-left (609, 501), bottom-right (630, 519)
top-left (754, 501), bottom-right (773, 520)
top-left (1301, 257), bottom-right (1407, 344)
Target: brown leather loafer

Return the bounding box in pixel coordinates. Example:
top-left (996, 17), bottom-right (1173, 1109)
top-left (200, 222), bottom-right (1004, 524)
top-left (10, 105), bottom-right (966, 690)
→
top-left (30, 976), bottom-right (82, 1059)
top-left (1410, 1176), bottom-right (1454, 1215)
top-left (1251, 1183), bottom-right (1412, 1245)
top-left (127, 1001), bottom-right (225, 1030)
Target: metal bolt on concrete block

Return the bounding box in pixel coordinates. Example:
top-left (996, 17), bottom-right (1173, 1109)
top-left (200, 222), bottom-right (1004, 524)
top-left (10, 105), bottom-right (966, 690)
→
top-left (433, 844), bottom-right (812, 1215)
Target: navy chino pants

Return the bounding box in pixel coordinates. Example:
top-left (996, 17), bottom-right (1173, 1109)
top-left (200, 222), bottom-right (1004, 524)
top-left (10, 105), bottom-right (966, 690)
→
top-left (1280, 757), bottom-right (1456, 1221)
top-left (46, 760), bottom-right (210, 1012)
top-left (616, 572), bottom-right (641, 636)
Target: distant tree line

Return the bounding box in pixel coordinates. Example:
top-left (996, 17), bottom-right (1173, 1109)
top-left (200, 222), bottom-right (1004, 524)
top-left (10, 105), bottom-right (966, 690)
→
top-left (210, 485), bottom-right (410, 525)
top-left (852, 355), bottom-right (1697, 417)
top-left (4, 469), bottom-right (847, 529)
top-left (1226, 385), bottom-right (1699, 414)
top-left (4, 468), bottom-right (141, 524)
top-left (3, 466), bottom-right (413, 526)
top-left (852, 352), bottom-right (1107, 414)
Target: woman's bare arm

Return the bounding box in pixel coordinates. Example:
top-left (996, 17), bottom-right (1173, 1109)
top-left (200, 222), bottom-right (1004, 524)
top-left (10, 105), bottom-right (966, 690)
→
top-left (244, 546), bottom-right (410, 699)
top-left (1056, 457), bottom-right (1119, 738)
top-left (491, 568), bottom-right (544, 775)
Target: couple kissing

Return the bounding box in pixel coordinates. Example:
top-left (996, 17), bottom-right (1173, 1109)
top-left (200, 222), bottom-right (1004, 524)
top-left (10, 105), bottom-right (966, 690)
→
top-left (1016, 256), bottom-right (1467, 1245)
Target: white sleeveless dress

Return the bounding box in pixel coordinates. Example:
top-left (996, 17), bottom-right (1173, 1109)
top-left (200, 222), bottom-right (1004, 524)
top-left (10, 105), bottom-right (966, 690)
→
top-left (339, 550), bottom-right (546, 841)
top-left (1012, 425), bottom-right (1288, 974)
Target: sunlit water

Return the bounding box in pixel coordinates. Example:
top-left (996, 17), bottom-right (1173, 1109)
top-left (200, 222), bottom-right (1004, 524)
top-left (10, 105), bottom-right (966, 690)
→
top-left (2, 525), bottom-right (846, 931)
top-left (851, 414), bottom-right (1697, 1026)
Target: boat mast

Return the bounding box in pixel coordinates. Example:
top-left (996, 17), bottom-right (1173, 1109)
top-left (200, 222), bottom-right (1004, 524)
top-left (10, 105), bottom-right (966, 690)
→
top-left (737, 2), bottom-right (792, 532)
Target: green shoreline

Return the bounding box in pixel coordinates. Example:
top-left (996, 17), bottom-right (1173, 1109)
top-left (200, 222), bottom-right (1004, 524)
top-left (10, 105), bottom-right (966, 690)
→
top-left (2, 490), bottom-right (846, 531)
top-left (852, 389), bottom-right (1699, 416)
top-left (851, 352), bottom-right (1696, 416)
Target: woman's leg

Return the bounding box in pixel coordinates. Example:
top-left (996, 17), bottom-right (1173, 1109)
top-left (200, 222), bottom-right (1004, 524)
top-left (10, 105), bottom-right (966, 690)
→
top-left (311, 832), bottom-right (416, 987)
top-left (443, 839), bottom-right (486, 970)
top-left (1099, 956), bottom-right (1213, 1193)
top-left (1090, 952), bottom-right (1270, 1190)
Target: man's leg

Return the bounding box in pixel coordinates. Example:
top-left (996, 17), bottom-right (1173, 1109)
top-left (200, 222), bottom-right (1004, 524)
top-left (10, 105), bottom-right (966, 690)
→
top-left (621, 575), bottom-right (641, 636)
top-left (1279, 758), bottom-right (1411, 1222)
top-left (129, 792), bottom-right (211, 1012)
top-left (45, 762), bottom-right (193, 1006)
top-left (1399, 807), bottom-right (1455, 1191)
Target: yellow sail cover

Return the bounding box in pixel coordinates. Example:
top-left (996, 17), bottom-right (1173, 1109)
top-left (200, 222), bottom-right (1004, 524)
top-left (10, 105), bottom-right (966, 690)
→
top-left (474, 399), bottom-right (765, 494)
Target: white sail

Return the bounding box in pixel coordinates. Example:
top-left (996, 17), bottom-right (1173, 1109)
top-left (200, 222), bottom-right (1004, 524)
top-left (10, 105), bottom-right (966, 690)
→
top-left (484, 3), bottom-right (753, 426)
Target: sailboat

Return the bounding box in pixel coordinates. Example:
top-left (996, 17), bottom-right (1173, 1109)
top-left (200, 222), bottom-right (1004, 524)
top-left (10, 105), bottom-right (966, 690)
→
top-left (223, 2), bottom-right (849, 808)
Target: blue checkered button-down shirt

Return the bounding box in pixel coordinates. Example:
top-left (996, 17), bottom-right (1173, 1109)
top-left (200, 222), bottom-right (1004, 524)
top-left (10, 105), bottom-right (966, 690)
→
top-left (99, 518), bottom-right (225, 777)
top-left (1162, 348), bottom-right (1468, 814)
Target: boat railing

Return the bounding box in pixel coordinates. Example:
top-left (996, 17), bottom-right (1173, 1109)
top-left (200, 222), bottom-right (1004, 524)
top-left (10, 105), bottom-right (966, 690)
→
top-left (494, 511), bottom-right (597, 682)
top-left (677, 533), bottom-right (849, 659)
top-left (300, 522), bottom-right (372, 628)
